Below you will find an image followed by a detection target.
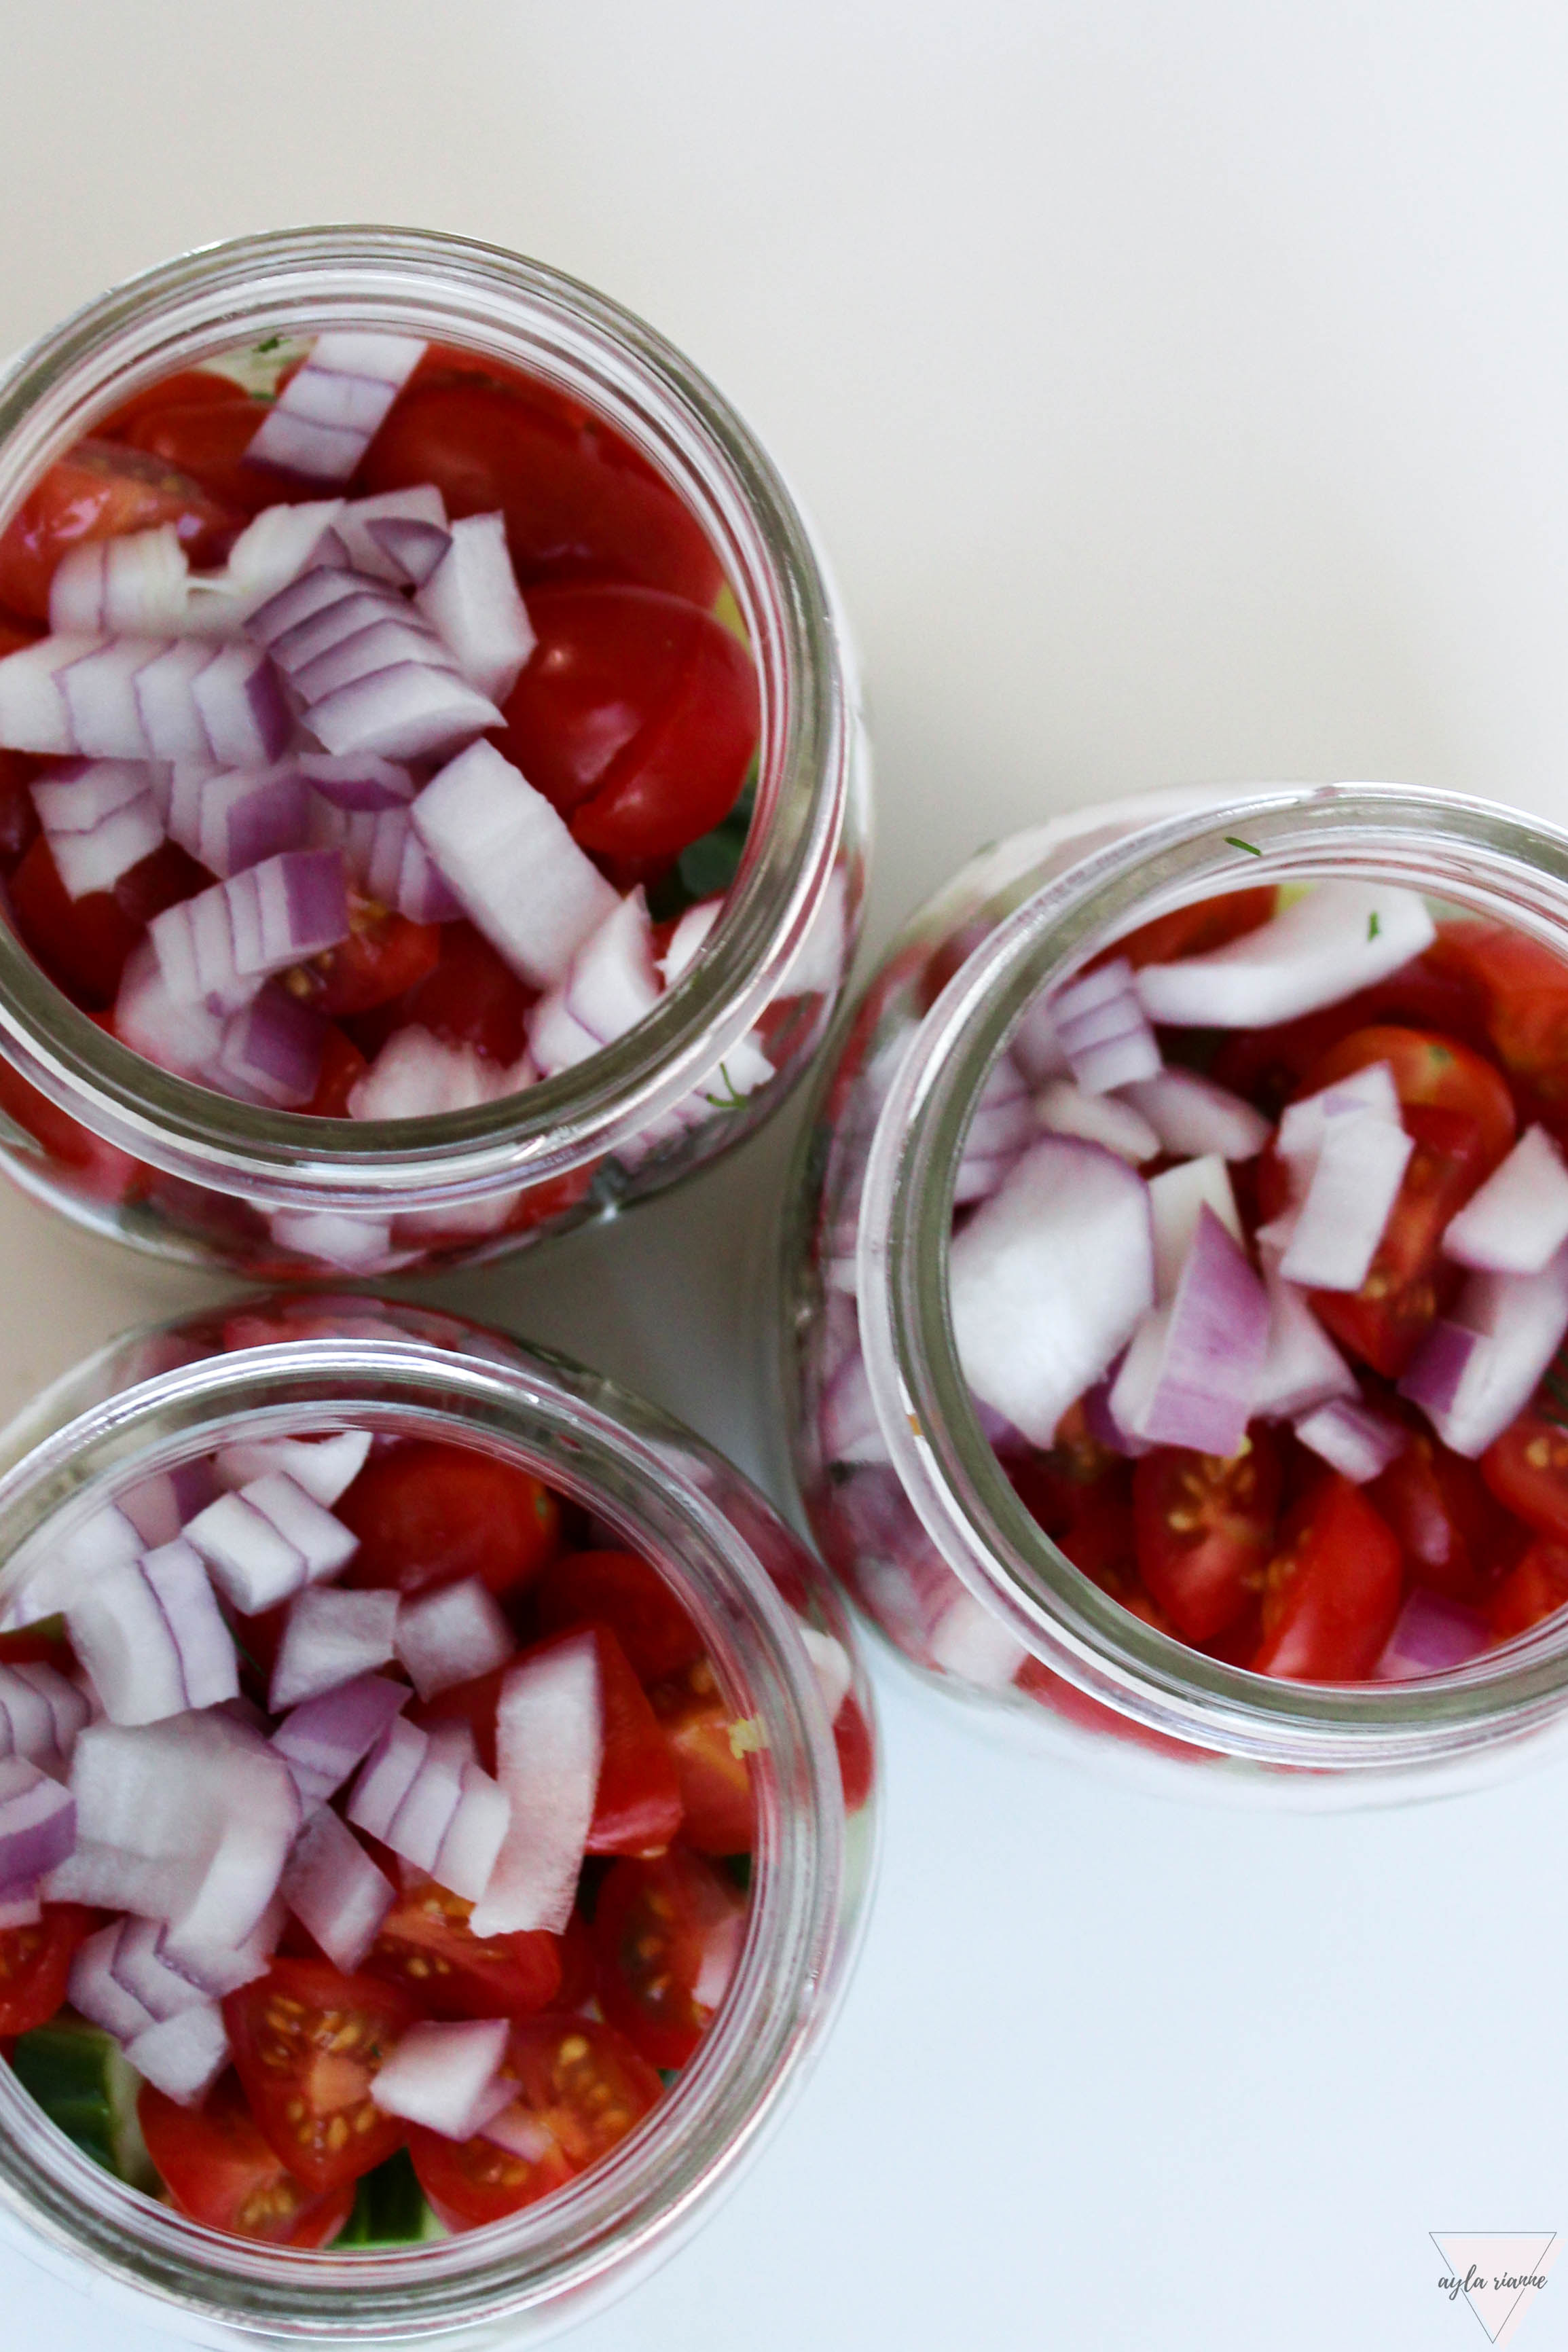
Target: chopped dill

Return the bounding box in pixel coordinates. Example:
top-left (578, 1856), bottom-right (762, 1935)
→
top-left (1224, 835), bottom-right (1262, 857)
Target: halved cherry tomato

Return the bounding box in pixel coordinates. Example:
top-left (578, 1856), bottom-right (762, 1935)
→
top-left (492, 585), bottom-right (759, 865)
top-left (833, 1690), bottom-right (875, 1813)
top-left (138, 2074), bottom-right (354, 2246)
top-left (98, 368), bottom-right (254, 435)
top-left (295, 905), bottom-right (441, 1021)
top-left (532, 1548), bottom-right (704, 1684)
top-left (1252, 1474), bottom-right (1403, 1679)
top-left (1132, 1432), bottom-right (1282, 1644)
top-left (10, 833), bottom-right (206, 1009)
top-left (645, 1658), bottom-right (754, 1855)
top-left (1097, 886), bottom-right (1277, 973)
top-left (1429, 920), bottom-right (1568, 1102)
top-left (302, 1026), bottom-right (369, 1119)
top-left (365, 1877), bottom-right (562, 2020)
top-left (358, 375), bottom-right (723, 604)
top-left (591, 1850), bottom-right (746, 2069)
top-left (0, 439), bottom-right (239, 619)
top-left (1481, 1412), bottom-right (1568, 1547)
top-left (338, 1439), bottom-right (561, 1598)
top-left (350, 920), bottom-right (534, 1066)
top-left (1370, 1424), bottom-right (1524, 1604)
top-left (224, 1959), bottom-right (418, 2194)
top-left (1304, 1025), bottom-right (1516, 1176)
top-left (0, 1904), bottom-right (94, 2036)
top-left (116, 391), bottom-right (308, 516)
top-left (407, 2014), bottom-right (661, 2230)
top-left (0, 1045), bottom-right (142, 1202)
top-left (1014, 1654), bottom-right (1202, 1759)
top-left (502, 1162), bottom-right (599, 1233)
top-left (1207, 954), bottom-right (1495, 1117)
top-left (577, 1624), bottom-right (683, 1855)
top-left (1488, 1540), bottom-right (1568, 1640)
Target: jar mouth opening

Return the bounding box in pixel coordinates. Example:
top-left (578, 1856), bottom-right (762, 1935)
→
top-left (0, 226), bottom-right (848, 1209)
top-left (0, 1322), bottom-right (852, 2327)
top-left (857, 780), bottom-right (1568, 1765)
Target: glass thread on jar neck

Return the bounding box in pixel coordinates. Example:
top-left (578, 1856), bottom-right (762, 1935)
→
top-left (853, 782), bottom-right (1568, 1780)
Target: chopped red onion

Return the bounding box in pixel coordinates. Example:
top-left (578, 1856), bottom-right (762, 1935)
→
top-left (927, 1590), bottom-right (1030, 1688)
top-left (820, 1347), bottom-right (888, 1467)
top-left (369, 515), bottom-right (452, 587)
top-left (132, 638), bottom-right (221, 762)
top-left (0, 1662), bottom-right (89, 1768)
top-left (530, 889), bottom-right (659, 1077)
top-left (65, 1559), bottom-right (191, 1727)
top-left (33, 760), bottom-right (165, 900)
top-left (304, 659), bottom-right (501, 766)
top-left (115, 938), bottom-right (228, 1081)
top-left (1119, 1068), bottom-right (1272, 1161)
top-left (1293, 1397), bottom-right (1408, 1483)
top-left (0, 1755), bottom-right (75, 1894)
top-left (1136, 882), bottom-right (1437, 1028)
top-left (162, 1745), bottom-right (302, 1971)
top-left (387, 1739), bottom-right (466, 1875)
top-left (1148, 1155), bottom-right (1243, 1299)
top-left (186, 640), bottom-right (290, 767)
top-left (165, 761), bottom-right (312, 877)
top-left (1035, 1079), bottom-right (1161, 1165)
top-left (165, 1895), bottom-right (284, 2000)
top-left (798, 1623), bottom-right (853, 1721)
top-left (244, 1471), bottom-right (359, 1585)
top-left (325, 803), bottom-right (463, 923)
top-left (110, 1914), bottom-right (208, 2023)
top-left (215, 986), bottom-right (326, 1110)
top-left (395, 1578), bottom-right (515, 1701)
top-left (1275, 1061), bottom-right (1401, 1164)
top-left (118, 1460), bottom-right (215, 1550)
top-left (1110, 1205), bottom-right (1271, 1455)
top-left (415, 511), bottom-right (536, 702)
top-left (481, 2105), bottom-right (557, 2165)
top-left (249, 564), bottom-right (397, 652)
top-left (348, 1026), bottom-right (533, 1121)
top-left (214, 1430), bottom-right (371, 1507)
top-left (1009, 996), bottom-right (1068, 1085)
top-left (412, 740), bottom-right (619, 988)
top-left (1442, 1125), bottom-right (1568, 1275)
top-left (147, 877), bottom-right (256, 1015)
top-left (50, 524), bottom-right (191, 636)
top-left (949, 1136), bottom-right (1155, 1447)
top-left (0, 1889), bottom-right (41, 1930)
top-left (31, 754), bottom-right (151, 834)
top-left (348, 1718), bottom-right (429, 1843)
top-left (225, 847), bottom-right (351, 978)
top-left (1278, 1111), bottom-right (1413, 1292)
top-left (1049, 958), bottom-right (1162, 1093)
top-left (1375, 1587), bottom-right (1491, 1679)
top-left (371, 2016), bottom-right (511, 2141)
top-left (266, 1208), bottom-right (399, 1269)
top-left (185, 1488), bottom-right (309, 1614)
top-left (143, 1538), bottom-right (240, 1712)
top-left (333, 484), bottom-right (448, 581)
top-left (70, 1923), bottom-right (160, 2041)
top-left (4, 1500), bottom-right (144, 1626)
top-left (471, 1634), bottom-right (603, 1938)
top-left (295, 750), bottom-right (416, 812)
top-left (0, 634), bottom-right (90, 753)
top-left (270, 1586), bottom-right (400, 1712)
top-left (244, 332), bottom-right (426, 483)
top-left (198, 500), bottom-right (347, 625)
top-left (1400, 1253), bottom-right (1568, 1456)
top-left (1250, 1272), bottom-right (1357, 1419)
top-left (280, 1805), bottom-right (394, 1974)
top-left (953, 1054), bottom-right (1036, 1204)
top-left (659, 898), bottom-right (723, 987)
top-left (432, 1764), bottom-right (512, 1905)
top-left (126, 2002), bottom-right (230, 2107)
top-left (271, 1672), bottom-right (409, 1809)
top-left (269, 581), bottom-right (409, 679)
top-left (292, 613), bottom-right (458, 708)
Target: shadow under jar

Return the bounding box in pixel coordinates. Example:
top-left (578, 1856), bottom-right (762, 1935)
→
top-left (781, 781), bottom-right (1568, 1805)
top-left (0, 1295), bottom-right (876, 2347)
top-left (0, 227), bottom-right (868, 1278)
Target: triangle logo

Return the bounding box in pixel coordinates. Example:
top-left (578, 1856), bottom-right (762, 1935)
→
top-left (1431, 2234), bottom-right (1560, 2345)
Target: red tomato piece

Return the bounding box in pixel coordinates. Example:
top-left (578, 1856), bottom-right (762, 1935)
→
top-left (364, 1877), bottom-right (562, 2020)
top-left (1373, 1424), bottom-right (1524, 1604)
top-left (501, 1162), bottom-right (599, 1234)
top-left (1429, 920), bottom-right (1568, 1102)
top-left (645, 1659), bottom-right (754, 1855)
top-left (0, 1904), bottom-right (94, 2036)
top-left (1480, 1413), bottom-right (1568, 1548)
top-left (532, 1549), bottom-right (704, 1684)
top-left (1132, 1432), bottom-right (1283, 1645)
top-left (492, 585), bottom-right (758, 865)
top-left (117, 393), bottom-right (309, 516)
top-left (591, 1849), bottom-right (746, 2069)
top-left (1488, 1540), bottom-right (1568, 1640)
top-left (138, 2074), bottom-right (354, 2247)
top-left (224, 1959), bottom-right (418, 2194)
top-left (578, 1624), bottom-right (684, 1856)
top-left (0, 1010), bottom-right (143, 1202)
top-left (98, 369), bottom-right (254, 434)
top-left (296, 905), bottom-right (441, 1021)
top-left (338, 1439), bottom-right (561, 1598)
top-left (1015, 1654), bottom-right (1206, 1760)
top-left (0, 438), bottom-right (239, 619)
top-left (1096, 886), bottom-right (1277, 973)
top-left (0, 1624), bottom-right (75, 1669)
top-left (1252, 1475), bottom-right (1404, 1679)
top-left (359, 374), bottom-right (723, 605)
top-left (1305, 1024), bottom-right (1517, 1176)
top-left (301, 1026), bottom-right (369, 1119)
top-left (352, 920), bottom-right (534, 1066)
top-left (833, 1689), bottom-right (875, 1815)
top-left (9, 833), bottom-right (205, 1009)
top-left (1305, 1106), bottom-right (1491, 1377)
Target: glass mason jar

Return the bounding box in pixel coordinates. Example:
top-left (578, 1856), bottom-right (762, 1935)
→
top-left (0, 1294), bottom-right (877, 2348)
top-left (0, 227), bottom-right (869, 1278)
top-left (780, 780), bottom-right (1568, 1803)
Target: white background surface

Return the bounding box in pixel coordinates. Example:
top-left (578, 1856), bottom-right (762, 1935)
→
top-left (0, 6), bottom-right (1565, 2347)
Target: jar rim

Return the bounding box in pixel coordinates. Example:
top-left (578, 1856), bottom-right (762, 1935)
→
top-left (0, 226), bottom-right (852, 1210)
top-left (0, 1303), bottom-right (867, 2337)
top-left (854, 780), bottom-right (1568, 1769)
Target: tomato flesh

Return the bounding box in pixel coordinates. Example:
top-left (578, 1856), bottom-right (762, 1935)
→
top-left (591, 1849), bottom-right (746, 2069)
top-left (0, 1904), bottom-right (95, 2037)
top-left (0, 439), bottom-right (238, 620)
top-left (1488, 1540), bottom-right (1568, 1640)
top-left (532, 1548), bottom-right (704, 1684)
top-left (139, 2074), bottom-right (354, 2247)
top-left (1133, 1434), bottom-right (1281, 1645)
top-left (1252, 1477), bottom-right (1404, 1680)
top-left (224, 1959), bottom-right (419, 2194)
top-left (1481, 1412), bottom-right (1568, 1546)
top-left (339, 1440), bottom-right (561, 1597)
top-left (646, 1658), bottom-right (755, 1855)
top-left (365, 1878), bottom-right (562, 2020)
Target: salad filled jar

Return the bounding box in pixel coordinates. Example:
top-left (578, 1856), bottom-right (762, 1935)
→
top-left (782, 782), bottom-right (1568, 1800)
top-left (0, 227), bottom-right (867, 1278)
top-left (0, 1295), bottom-right (875, 2347)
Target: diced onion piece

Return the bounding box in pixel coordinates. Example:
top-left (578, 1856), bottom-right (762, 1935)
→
top-left (304, 660), bottom-right (501, 765)
top-left (214, 1430), bottom-right (371, 1507)
top-left (325, 803), bottom-right (464, 924)
top-left (1375, 1588), bottom-right (1491, 1680)
top-left (250, 566), bottom-right (398, 654)
top-left (798, 1623), bottom-right (853, 1722)
top-left (270, 1587), bottom-right (400, 1713)
top-left (132, 639), bottom-right (220, 762)
top-left (110, 1915), bottom-right (208, 2023)
top-left (1035, 1079), bottom-right (1161, 1165)
top-left (70, 1922), bottom-right (158, 2041)
top-left (347, 1717), bottom-right (429, 1842)
top-left (660, 899), bottom-right (723, 986)
top-left (281, 1806), bottom-right (394, 1974)
top-left (1109, 1206), bottom-right (1271, 1456)
top-left (50, 524), bottom-right (191, 636)
top-left (147, 878), bottom-right (254, 1015)
top-left (0, 1755), bottom-right (75, 1894)
top-left (396, 1578), bottom-right (515, 1701)
top-left (432, 1765), bottom-right (512, 1905)
top-left (953, 1055), bottom-right (1036, 1204)
top-left (165, 762), bottom-right (311, 878)
top-left (117, 1462), bottom-right (215, 1551)
top-left (412, 740), bottom-right (619, 988)
top-left (927, 1591), bottom-right (1029, 1688)
top-left (115, 938), bottom-right (227, 1081)
top-left (1275, 1062), bottom-right (1401, 1163)
top-left (529, 889), bottom-right (659, 1077)
top-left (244, 331), bottom-right (426, 482)
top-left (346, 1025), bottom-right (533, 1123)
top-left (1278, 1111), bottom-right (1414, 1292)
top-left (415, 511), bottom-right (536, 702)
top-left (1147, 1156), bottom-right (1243, 1300)
top-left (332, 484), bottom-right (448, 579)
top-left (0, 634), bottom-right (90, 753)
top-left (1119, 1068), bottom-right (1272, 1161)
top-left (126, 2002), bottom-right (230, 2107)
top-left (162, 1750), bottom-right (302, 1974)
top-left (141, 1538), bottom-right (240, 1712)
top-left (271, 1673), bottom-right (409, 1809)
top-left (4, 1500), bottom-right (143, 1626)
top-left (1010, 996), bottom-right (1069, 1085)
top-left (33, 757), bottom-right (166, 899)
top-left (820, 1345), bottom-right (888, 1466)
top-left (292, 613), bottom-right (458, 708)
top-left (1136, 881), bottom-right (1437, 1028)
top-left (189, 500), bottom-right (346, 627)
top-left (1250, 1273), bottom-right (1357, 1419)
top-left (226, 848), bottom-right (351, 977)
top-left (62, 637), bottom-right (160, 758)
top-left (949, 1136), bottom-right (1155, 1448)
top-left (471, 1633), bottom-right (603, 1938)
top-left (1049, 958), bottom-right (1161, 1093)
top-left (1442, 1125), bottom-right (1568, 1275)
top-left (215, 986), bottom-right (326, 1109)
top-left (295, 750), bottom-right (417, 811)
top-left (0, 1663), bottom-right (88, 1770)
top-left (367, 515), bottom-right (452, 587)
top-left (1400, 1253), bottom-right (1568, 1457)
top-left (1293, 1397), bottom-right (1408, 1483)
top-left (65, 1559), bottom-right (189, 1727)
top-left (371, 2016), bottom-right (512, 2141)
top-left (189, 640), bottom-right (291, 767)
top-left (267, 1209), bottom-right (398, 1270)
top-left (242, 1472), bottom-right (359, 1586)
top-left (169, 1896), bottom-right (285, 2002)
top-left (185, 1489), bottom-right (308, 1614)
